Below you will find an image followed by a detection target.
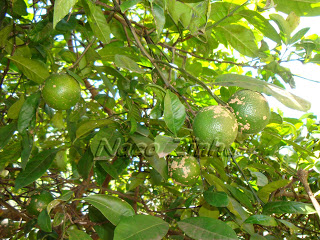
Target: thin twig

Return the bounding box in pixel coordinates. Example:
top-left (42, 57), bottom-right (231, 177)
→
top-left (70, 38), bottom-right (96, 69)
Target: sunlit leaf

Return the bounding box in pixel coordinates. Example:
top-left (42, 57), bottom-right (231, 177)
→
top-left (83, 195), bottom-right (135, 225)
top-left (114, 215), bottom-right (169, 240)
top-left (214, 74), bottom-right (311, 111)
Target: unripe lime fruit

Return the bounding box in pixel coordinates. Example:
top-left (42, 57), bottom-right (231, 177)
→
top-left (228, 89), bottom-right (270, 134)
top-left (170, 156), bottom-right (200, 186)
top-left (193, 105), bottom-right (238, 149)
top-left (26, 191), bottom-right (54, 216)
top-left (42, 73), bottom-right (81, 110)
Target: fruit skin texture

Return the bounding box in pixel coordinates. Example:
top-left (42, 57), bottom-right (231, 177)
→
top-left (228, 89), bottom-right (270, 134)
top-left (170, 156), bottom-right (200, 186)
top-left (192, 105), bottom-right (238, 149)
top-left (26, 191), bottom-right (54, 216)
top-left (42, 73), bottom-right (81, 110)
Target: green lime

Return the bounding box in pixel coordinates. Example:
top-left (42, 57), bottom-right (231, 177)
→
top-left (42, 73), bottom-right (81, 110)
top-left (170, 156), bottom-right (200, 186)
top-left (193, 105), bottom-right (238, 149)
top-left (26, 191), bottom-right (54, 216)
top-left (228, 89), bottom-right (270, 134)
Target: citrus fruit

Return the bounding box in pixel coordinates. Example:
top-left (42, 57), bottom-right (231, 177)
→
top-left (228, 89), bottom-right (270, 134)
top-left (26, 191), bottom-right (54, 216)
top-left (170, 156), bottom-right (200, 186)
top-left (192, 105), bottom-right (238, 149)
top-left (42, 73), bottom-right (81, 110)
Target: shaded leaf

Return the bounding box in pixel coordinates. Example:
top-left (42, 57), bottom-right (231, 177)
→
top-left (9, 56), bottom-right (49, 84)
top-left (76, 119), bottom-right (115, 139)
top-left (67, 229), bottom-right (93, 240)
top-left (237, 10), bottom-right (281, 44)
top-left (115, 55), bottom-right (144, 73)
top-left (120, 0), bottom-right (142, 12)
top-left (214, 74), bottom-right (311, 111)
top-left (0, 141), bottom-right (21, 171)
top-left (245, 215), bottom-right (278, 226)
top-left (204, 191), bottom-right (229, 207)
top-left (0, 122), bottom-right (17, 150)
top-left (154, 135), bottom-right (180, 158)
top-left (17, 92), bottom-right (41, 133)
top-left (164, 90), bottom-right (186, 136)
top-left (83, 195), bottom-right (135, 225)
top-left (114, 215), bottom-right (169, 240)
top-left (38, 209), bottom-right (52, 232)
top-left (263, 201), bottom-right (315, 215)
top-left (131, 134), bottom-right (168, 179)
top-left (215, 24), bottom-right (259, 57)
top-left (257, 179), bottom-right (290, 203)
top-left (77, 148), bottom-right (94, 179)
top-left (7, 96), bottom-right (25, 119)
top-left (83, 0), bottom-right (111, 44)
top-left (15, 149), bottom-right (58, 190)
top-left (53, 0), bottom-right (78, 29)
top-left (178, 217), bottom-right (238, 240)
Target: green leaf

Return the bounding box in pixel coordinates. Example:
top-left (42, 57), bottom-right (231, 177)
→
top-left (277, 219), bottom-right (300, 232)
top-left (215, 24), bottom-right (259, 57)
top-left (20, 131), bottom-right (33, 169)
top-left (178, 217), bottom-right (238, 240)
top-left (262, 201), bottom-right (316, 215)
top-left (37, 209), bottom-right (52, 232)
top-left (120, 0), bottom-right (142, 12)
top-left (225, 185), bottom-right (254, 212)
top-left (53, 212), bottom-right (65, 227)
top-left (164, 90), bottom-right (186, 136)
top-left (289, 27), bottom-right (310, 44)
top-left (12, 0), bottom-right (27, 16)
top-left (7, 96), bottom-right (25, 119)
top-left (77, 148), bottom-right (94, 179)
top-left (203, 191), bottom-right (229, 207)
top-left (131, 134), bottom-right (168, 179)
top-left (83, 0), bottom-right (111, 44)
top-left (83, 195), bottom-right (135, 225)
top-left (9, 56), bottom-right (50, 84)
top-left (214, 74), bottom-right (311, 112)
top-left (115, 55), bottom-right (144, 73)
top-left (257, 179), bottom-right (290, 203)
top-left (273, 0), bottom-right (320, 16)
top-left (154, 135), bottom-right (180, 158)
top-left (128, 172), bottom-right (148, 190)
top-left (151, 4), bottom-right (165, 37)
top-left (245, 215), bottom-right (278, 226)
top-left (114, 215), bottom-right (169, 240)
top-left (14, 149), bottom-right (58, 190)
top-left (97, 161), bottom-right (120, 180)
top-left (67, 229), bottom-right (93, 240)
top-left (250, 171), bottom-right (268, 186)
top-left (0, 122), bottom-right (17, 150)
top-left (0, 141), bottom-right (21, 171)
top-left (75, 119), bottom-right (115, 139)
top-left (53, 0), bottom-right (78, 29)
top-left (17, 92), bottom-right (41, 133)
top-left (237, 10), bottom-right (281, 44)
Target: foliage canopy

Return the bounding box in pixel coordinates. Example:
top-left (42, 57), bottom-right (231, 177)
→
top-left (0, 0), bottom-right (320, 239)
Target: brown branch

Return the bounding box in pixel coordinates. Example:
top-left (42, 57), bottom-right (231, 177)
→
top-left (297, 169), bottom-right (320, 219)
top-left (0, 199), bottom-right (31, 221)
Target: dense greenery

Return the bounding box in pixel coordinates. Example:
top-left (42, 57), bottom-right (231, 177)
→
top-left (1, 0), bottom-right (320, 239)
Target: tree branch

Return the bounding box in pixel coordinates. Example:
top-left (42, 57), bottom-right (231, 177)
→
top-left (297, 169), bottom-right (320, 219)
